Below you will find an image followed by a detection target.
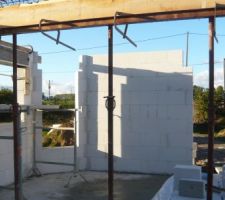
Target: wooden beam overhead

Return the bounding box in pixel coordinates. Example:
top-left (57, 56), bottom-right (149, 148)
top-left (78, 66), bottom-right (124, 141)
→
top-left (1, 0), bottom-right (225, 34)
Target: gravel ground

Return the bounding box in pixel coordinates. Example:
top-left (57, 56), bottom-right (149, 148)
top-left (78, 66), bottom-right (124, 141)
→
top-left (194, 133), bottom-right (225, 167)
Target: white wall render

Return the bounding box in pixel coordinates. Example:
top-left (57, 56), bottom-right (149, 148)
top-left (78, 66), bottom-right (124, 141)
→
top-left (76, 50), bottom-right (193, 174)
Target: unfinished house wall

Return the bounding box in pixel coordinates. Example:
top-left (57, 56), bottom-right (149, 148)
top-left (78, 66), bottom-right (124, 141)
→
top-left (0, 51), bottom-right (42, 186)
top-left (76, 50), bottom-right (193, 174)
top-left (18, 52), bottom-right (42, 176)
top-left (36, 143), bottom-right (74, 173)
top-left (0, 121), bottom-right (33, 185)
top-left (0, 123), bottom-right (14, 185)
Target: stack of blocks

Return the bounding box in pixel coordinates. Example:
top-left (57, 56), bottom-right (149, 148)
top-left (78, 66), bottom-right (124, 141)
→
top-left (174, 165), bottom-right (205, 199)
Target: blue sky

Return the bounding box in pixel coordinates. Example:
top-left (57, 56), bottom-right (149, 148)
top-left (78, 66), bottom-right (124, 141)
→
top-left (1, 17), bottom-right (225, 94)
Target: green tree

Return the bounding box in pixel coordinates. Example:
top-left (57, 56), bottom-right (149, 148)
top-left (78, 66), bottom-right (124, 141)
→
top-left (193, 85), bottom-right (225, 124)
top-left (43, 94), bottom-right (74, 109)
top-left (215, 85), bottom-right (224, 112)
top-left (42, 93), bottom-right (75, 126)
top-left (0, 88), bottom-right (13, 122)
top-left (42, 93), bottom-right (75, 147)
top-left (193, 86), bottom-right (208, 123)
top-left (0, 88), bottom-right (13, 104)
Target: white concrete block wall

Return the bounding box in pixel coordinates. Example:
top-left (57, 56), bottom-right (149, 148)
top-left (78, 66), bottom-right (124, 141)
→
top-left (75, 56), bottom-right (91, 170)
top-left (0, 49), bottom-right (77, 184)
top-left (18, 52), bottom-right (42, 176)
top-left (36, 147), bottom-right (74, 174)
top-left (77, 50), bottom-right (193, 174)
top-left (0, 51), bottom-right (44, 186)
top-left (0, 123), bottom-right (14, 185)
top-left (0, 122), bottom-right (33, 185)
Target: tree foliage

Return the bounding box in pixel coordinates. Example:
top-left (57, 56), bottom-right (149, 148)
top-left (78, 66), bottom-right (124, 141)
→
top-left (193, 85), bottom-right (225, 123)
top-left (0, 88), bottom-right (13, 122)
top-left (0, 90), bottom-right (75, 124)
top-left (43, 94), bottom-right (74, 109)
top-left (0, 88), bottom-right (13, 104)
top-left (42, 94), bottom-right (75, 147)
top-left (42, 94), bottom-right (75, 126)
top-left (193, 86), bottom-right (208, 123)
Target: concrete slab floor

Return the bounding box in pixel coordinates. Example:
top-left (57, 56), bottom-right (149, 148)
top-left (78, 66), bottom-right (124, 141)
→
top-left (0, 172), bottom-right (169, 200)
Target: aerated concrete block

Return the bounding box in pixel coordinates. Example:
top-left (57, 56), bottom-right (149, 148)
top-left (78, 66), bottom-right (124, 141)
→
top-left (179, 178), bottom-right (205, 198)
top-left (174, 165), bottom-right (202, 191)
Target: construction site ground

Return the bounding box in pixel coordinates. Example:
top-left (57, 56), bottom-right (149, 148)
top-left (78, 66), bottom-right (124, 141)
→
top-left (1, 134), bottom-right (220, 200)
top-left (0, 171), bottom-right (169, 200)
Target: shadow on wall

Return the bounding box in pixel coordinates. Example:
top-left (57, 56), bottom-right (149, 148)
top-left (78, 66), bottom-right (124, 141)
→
top-left (78, 53), bottom-right (193, 174)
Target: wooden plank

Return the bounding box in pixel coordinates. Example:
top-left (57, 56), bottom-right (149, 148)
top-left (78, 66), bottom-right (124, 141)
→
top-left (0, 0), bottom-right (217, 27)
top-left (46, 127), bottom-right (74, 131)
top-left (0, 0), bottom-right (225, 34)
top-left (35, 126), bottom-right (74, 131)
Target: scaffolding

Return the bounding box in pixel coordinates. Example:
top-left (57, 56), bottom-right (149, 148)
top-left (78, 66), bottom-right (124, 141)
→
top-left (0, 104), bottom-right (78, 196)
top-left (32, 107), bottom-right (78, 174)
top-left (0, 39), bottom-right (78, 199)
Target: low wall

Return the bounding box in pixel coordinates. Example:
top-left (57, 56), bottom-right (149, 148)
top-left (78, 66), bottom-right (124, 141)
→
top-left (35, 146), bottom-right (75, 174)
top-left (35, 112), bottom-right (74, 174)
top-left (0, 122), bottom-right (33, 186)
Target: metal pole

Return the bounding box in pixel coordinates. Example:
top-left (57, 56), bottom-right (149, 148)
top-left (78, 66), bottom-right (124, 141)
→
top-left (186, 31), bottom-right (189, 67)
top-left (207, 17), bottom-right (215, 200)
top-left (108, 25), bottom-right (114, 200)
top-left (31, 109), bottom-right (41, 176)
top-left (73, 109), bottom-right (78, 173)
top-left (13, 34), bottom-right (23, 200)
top-left (32, 110), bottom-right (37, 172)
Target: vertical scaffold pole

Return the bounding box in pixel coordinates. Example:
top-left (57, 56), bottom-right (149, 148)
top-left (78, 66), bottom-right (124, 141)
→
top-left (108, 25), bottom-right (114, 200)
top-left (207, 16), bottom-right (215, 200)
top-left (74, 109), bottom-right (78, 173)
top-left (13, 34), bottom-right (23, 200)
top-left (32, 110), bottom-right (37, 172)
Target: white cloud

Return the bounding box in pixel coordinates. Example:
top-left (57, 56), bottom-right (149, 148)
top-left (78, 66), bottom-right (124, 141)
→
top-left (42, 80), bottom-right (75, 96)
top-left (194, 68), bottom-right (224, 88)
